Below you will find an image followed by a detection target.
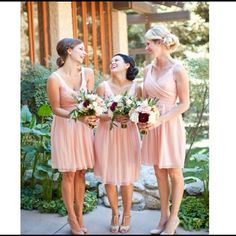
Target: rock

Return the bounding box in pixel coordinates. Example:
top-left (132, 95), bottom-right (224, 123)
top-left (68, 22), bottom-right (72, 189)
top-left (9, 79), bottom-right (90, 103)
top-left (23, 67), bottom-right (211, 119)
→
top-left (132, 202), bottom-right (145, 211)
top-left (98, 183), bottom-right (106, 198)
top-left (133, 180), bottom-right (145, 192)
top-left (85, 172), bottom-right (100, 188)
top-left (145, 189), bottom-right (160, 199)
top-left (145, 195), bottom-right (161, 209)
top-left (144, 175), bottom-right (158, 189)
top-left (184, 176), bottom-right (204, 195)
top-left (132, 192), bottom-right (144, 204)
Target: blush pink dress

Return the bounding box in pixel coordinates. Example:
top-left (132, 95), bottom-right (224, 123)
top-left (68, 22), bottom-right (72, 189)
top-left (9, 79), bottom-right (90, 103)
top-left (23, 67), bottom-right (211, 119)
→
top-left (141, 62), bottom-right (186, 168)
top-left (50, 68), bottom-right (94, 172)
top-left (94, 81), bottom-right (141, 185)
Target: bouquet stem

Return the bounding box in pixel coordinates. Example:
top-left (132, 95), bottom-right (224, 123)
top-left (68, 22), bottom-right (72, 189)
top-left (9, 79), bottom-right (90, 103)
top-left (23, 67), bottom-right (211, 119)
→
top-left (140, 129), bottom-right (148, 135)
top-left (121, 123), bottom-right (128, 128)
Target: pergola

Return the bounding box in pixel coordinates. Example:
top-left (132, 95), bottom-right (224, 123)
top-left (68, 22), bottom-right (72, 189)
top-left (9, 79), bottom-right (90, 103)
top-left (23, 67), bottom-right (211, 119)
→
top-left (113, 1), bottom-right (190, 60)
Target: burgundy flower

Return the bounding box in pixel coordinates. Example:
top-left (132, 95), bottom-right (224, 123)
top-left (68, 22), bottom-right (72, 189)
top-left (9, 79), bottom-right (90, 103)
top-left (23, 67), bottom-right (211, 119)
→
top-left (139, 112), bottom-right (149, 123)
top-left (83, 100), bottom-right (90, 108)
top-left (110, 102), bottom-right (118, 111)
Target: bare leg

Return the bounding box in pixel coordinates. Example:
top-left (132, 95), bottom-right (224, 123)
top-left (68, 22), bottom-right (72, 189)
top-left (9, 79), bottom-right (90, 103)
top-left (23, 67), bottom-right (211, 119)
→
top-left (154, 166), bottom-right (170, 227)
top-left (162, 168), bottom-right (183, 233)
top-left (62, 172), bottom-right (81, 233)
top-left (119, 184), bottom-right (133, 232)
top-left (74, 170), bottom-right (86, 230)
top-left (105, 184), bottom-right (119, 232)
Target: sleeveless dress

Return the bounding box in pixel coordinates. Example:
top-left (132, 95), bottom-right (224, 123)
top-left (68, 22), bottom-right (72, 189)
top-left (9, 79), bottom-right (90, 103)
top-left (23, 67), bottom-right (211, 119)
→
top-left (94, 81), bottom-right (141, 185)
top-left (50, 68), bottom-right (94, 172)
top-left (141, 62), bottom-right (186, 168)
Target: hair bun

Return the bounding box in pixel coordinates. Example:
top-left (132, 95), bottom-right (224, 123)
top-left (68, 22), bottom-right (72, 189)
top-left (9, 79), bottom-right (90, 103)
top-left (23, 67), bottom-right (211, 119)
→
top-left (56, 57), bottom-right (65, 67)
top-left (127, 67), bottom-right (139, 80)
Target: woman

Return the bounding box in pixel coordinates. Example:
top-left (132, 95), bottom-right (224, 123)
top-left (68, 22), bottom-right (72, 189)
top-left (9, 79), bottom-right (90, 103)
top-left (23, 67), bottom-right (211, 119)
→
top-left (94, 54), bottom-right (142, 233)
top-left (140, 25), bottom-right (190, 235)
top-left (47, 38), bottom-right (96, 235)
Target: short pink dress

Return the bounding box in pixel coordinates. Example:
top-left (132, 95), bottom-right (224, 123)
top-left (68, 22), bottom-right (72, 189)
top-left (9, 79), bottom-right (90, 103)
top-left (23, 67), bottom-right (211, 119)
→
top-left (141, 62), bottom-right (186, 168)
top-left (50, 68), bottom-right (94, 172)
top-left (94, 81), bottom-right (141, 185)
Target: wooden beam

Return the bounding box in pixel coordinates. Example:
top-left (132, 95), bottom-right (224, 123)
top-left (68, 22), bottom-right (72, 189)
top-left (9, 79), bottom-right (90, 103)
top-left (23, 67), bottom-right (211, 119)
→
top-left (151, 1), bottom-right (185, 8)
top-left (127, 10), bottom-right (190, 25)
top-left (112, 2), bottom-right (132, 10)
top-left (131, 2), bottom-right (157, 14)
top-left (99, 2), bottom-right (107, 74)
top-left (113, 2), bottom-right (157, 14)
top-left (81, 2), bottom-right (89, 65)
top-left (26, 2), bottom-right (35, 64)
top-left (129, 48), bottom-right (146, 55)
top-left (91, 2), bottom-right (98, 71)
top-left (71, 2), bottom-right (78, 39)
top-left (107, 2), bottom-right (113, 61)
top-left (41, 2), bottom-right (49, 67)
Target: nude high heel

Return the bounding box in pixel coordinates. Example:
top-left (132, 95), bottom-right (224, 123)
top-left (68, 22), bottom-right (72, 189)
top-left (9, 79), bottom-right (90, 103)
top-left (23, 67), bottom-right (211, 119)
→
top-left (150, 222), bottom-right (167, 234)
top-left (110, 215), bottom-right (120, 233)
top-left (76, 215), bottom-right (88, 234)
top-left (160, 218), bottom-right (180, 235)
top-left (67, 217), bottom-right (85, 235)
top-left (119, 215), bottom-right (131, 233)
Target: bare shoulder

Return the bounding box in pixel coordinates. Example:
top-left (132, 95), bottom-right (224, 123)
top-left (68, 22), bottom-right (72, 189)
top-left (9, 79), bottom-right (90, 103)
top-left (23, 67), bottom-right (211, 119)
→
top-left (173, 62), bottom-right (188, 81)
top-left (47, 72), bottom-right (59, 84)
top-left (84, 67), bottom-right (94, 76)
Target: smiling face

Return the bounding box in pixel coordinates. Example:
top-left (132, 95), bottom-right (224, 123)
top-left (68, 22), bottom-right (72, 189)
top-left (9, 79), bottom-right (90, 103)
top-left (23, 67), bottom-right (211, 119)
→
top-left (110, 55), bottom-right (129, 73)
top-left (68, 43), bottom-right (87, 64)
top-left (145, 39), bottom-right (163, 58)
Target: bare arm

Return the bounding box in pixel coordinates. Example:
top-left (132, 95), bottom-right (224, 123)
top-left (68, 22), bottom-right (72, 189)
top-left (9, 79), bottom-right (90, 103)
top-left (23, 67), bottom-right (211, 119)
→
top-left (142, 66), bottom-right (149, 98)
top-left (47, 75), bottom-right (70, 118)
top-left (84, 67), bottom-right (94, 92)
top-left (135, 83), bottom-right (143, 100)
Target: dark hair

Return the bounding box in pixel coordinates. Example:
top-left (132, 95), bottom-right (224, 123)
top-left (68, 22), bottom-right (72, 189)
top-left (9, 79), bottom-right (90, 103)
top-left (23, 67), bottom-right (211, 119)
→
top-left (113, 53), bottom-right (139, 81)
top-left (56, 38), bottom-right (83, 67)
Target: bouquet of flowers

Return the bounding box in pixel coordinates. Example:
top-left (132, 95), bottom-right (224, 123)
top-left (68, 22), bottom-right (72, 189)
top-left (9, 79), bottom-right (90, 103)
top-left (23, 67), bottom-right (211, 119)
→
top-left (129, 98), bottom-right (159, 135)
top-left (107, 92), bottom-right (136, 129)
top-left (70, 90), bottom-right (107, 128)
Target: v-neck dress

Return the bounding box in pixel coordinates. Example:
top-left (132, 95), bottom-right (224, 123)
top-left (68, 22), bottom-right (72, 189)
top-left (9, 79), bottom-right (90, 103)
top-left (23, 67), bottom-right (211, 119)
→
top-left (94, 81), bottom-right (141, 185)
top-left (141, 62), bottom-right (186, 168)
top-left (50, 68), bottom-right (94, 172)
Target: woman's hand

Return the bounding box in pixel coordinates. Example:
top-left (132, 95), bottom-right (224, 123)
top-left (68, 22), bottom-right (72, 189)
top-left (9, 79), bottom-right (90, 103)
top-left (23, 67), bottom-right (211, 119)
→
top-left (79, 115), bottom-right (98, 128)
top-left (137, 118), bottom-right (162, 133)
top-left (115, 115), bottom-right (129, 124)
top-left (98, 113), bottom-right (111, 122)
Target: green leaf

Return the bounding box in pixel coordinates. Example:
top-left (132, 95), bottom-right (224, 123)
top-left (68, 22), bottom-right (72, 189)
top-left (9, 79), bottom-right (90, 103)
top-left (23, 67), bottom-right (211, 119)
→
top-left (37, 104), bottom-right (52, 117)
top-left (21, 105), bottom-right (32, 123)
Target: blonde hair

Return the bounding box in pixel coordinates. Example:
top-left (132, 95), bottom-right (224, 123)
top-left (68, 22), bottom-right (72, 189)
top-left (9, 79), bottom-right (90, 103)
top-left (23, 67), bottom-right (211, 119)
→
top-left (145, 25), bottom-right (179, 53)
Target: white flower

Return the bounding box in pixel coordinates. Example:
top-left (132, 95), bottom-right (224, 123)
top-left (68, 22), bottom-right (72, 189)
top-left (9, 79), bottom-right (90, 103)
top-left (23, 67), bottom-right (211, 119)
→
top-left (130, 112), bottom-right (139, 123)
top-left (148, 112), bottom-right (157, 124)
top-left (108, 109), bottom-right (113, 118)
top-left (113, 95), bottom-right (123, 102)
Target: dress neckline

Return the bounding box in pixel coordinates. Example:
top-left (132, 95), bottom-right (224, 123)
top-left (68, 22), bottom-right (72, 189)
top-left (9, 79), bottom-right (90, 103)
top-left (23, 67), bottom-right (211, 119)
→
top-left (105, 80), bottom-right (135, 96)
top-left (150, 61), bottom-right (176, 83)
top-left (54, 69), bottom-right (84, 92)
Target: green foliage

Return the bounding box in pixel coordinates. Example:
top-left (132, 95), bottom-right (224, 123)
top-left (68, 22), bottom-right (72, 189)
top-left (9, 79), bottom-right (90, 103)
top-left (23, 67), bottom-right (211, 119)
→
top-left (21, 60), bottom-right (53, 115)
top-left (21, 187), bottom-right (97, 216)
top-left (127, 2), bottom-right (209, 63)
top-left (183, 58), bottom-right (209, 163)
top-left (179, 196), bottom-right (209, 231)
top-left (184, 148), bottom-right (209, 203)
